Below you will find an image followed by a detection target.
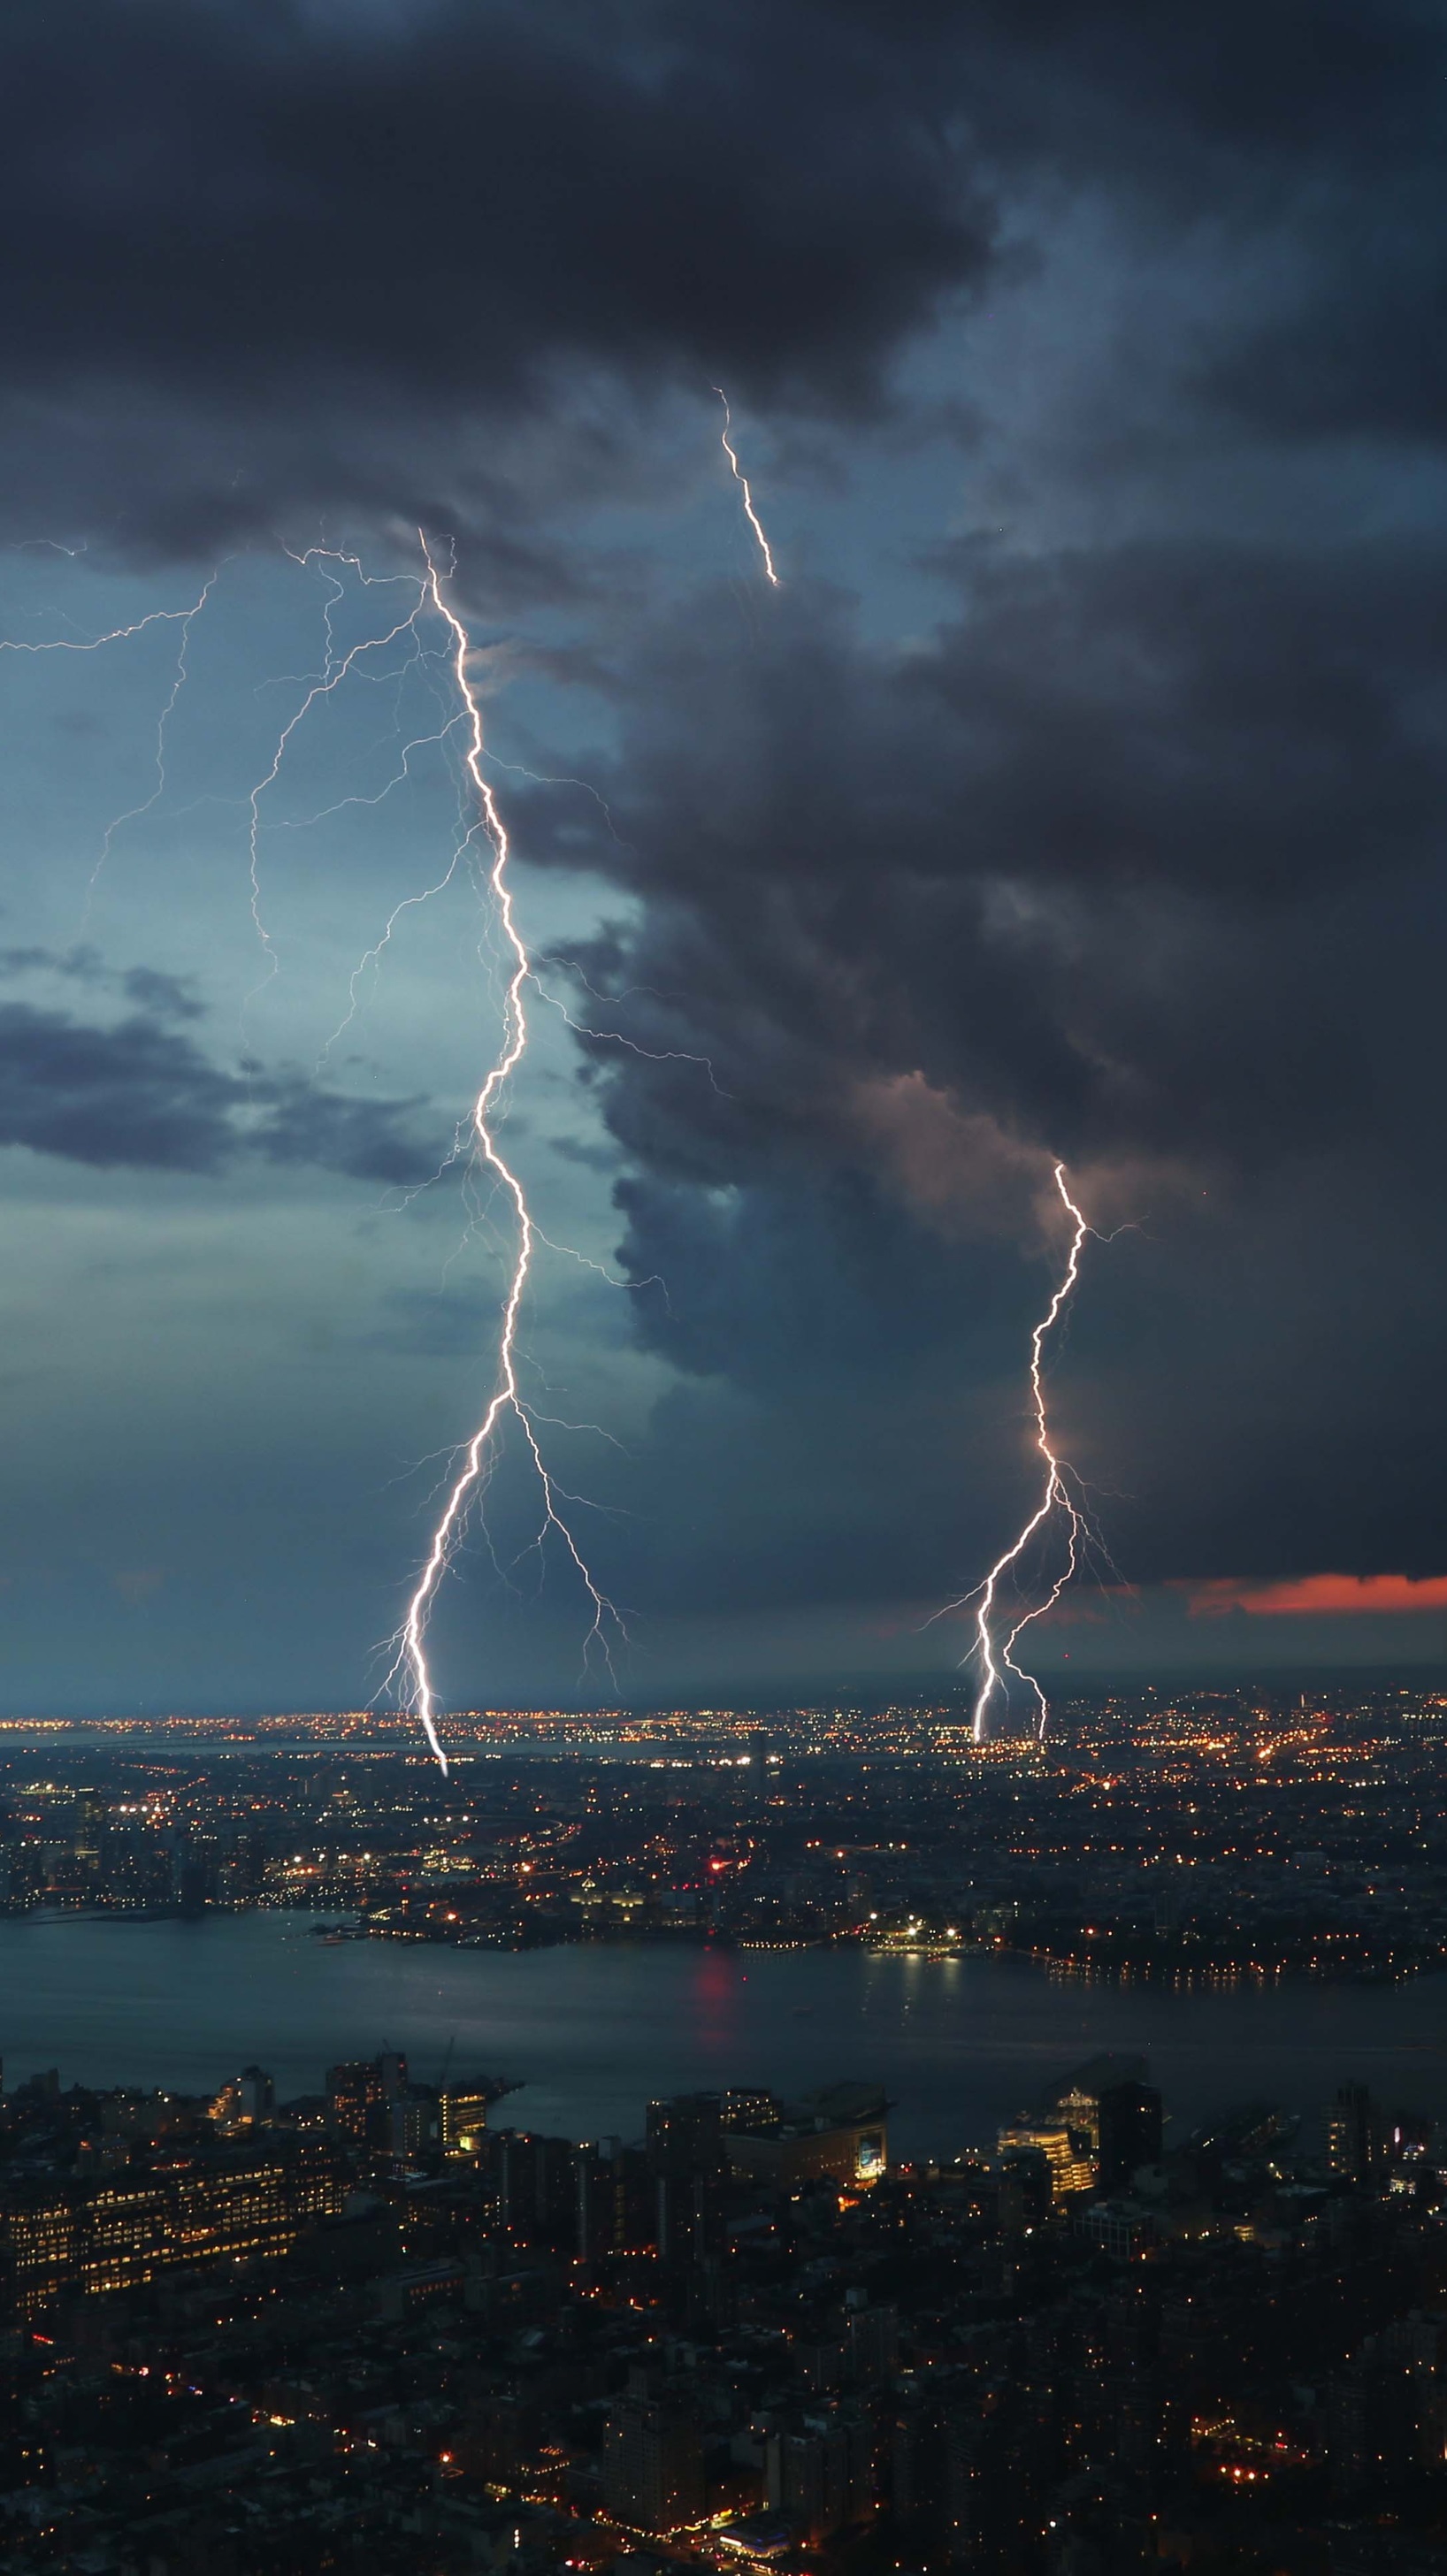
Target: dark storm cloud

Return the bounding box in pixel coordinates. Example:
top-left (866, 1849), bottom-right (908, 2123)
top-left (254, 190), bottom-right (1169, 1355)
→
top-left (258, 1075), bottom-right (439, 1189)
top-left (1, 1), bottom-right (983, 403)
top-left (0, 998), bottom-right (440, 1183)
top-left (0, 1003), bottom-right (245, 1172)
top-left (0, 0), bottom-right (992, 555)
top-left (0, 0), bottom-right (1440, 552)
top-left (523, 537), bottom-right (1447, 1185)
top-left (491, 531), bottom-right (1447, 1596)
top-left (4, 0), bottom-right (1446, 1664)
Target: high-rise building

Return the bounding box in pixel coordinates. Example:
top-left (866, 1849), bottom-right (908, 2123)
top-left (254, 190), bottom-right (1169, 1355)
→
top-left (325, 2059), bottom-right (385, 2143)
top-left (766, 2404), bottom-right (873, 2542)
top-left (70, 1788), bottom-right (103, 1873)
top-left (237, 2065), bottom-right (274, 2125)
top-left (576, 2139), bottom-right (655, 2260)
top-left (1050, 2054), bottom-right (1150, 2159)
top-left (723, 2086), bottom-right (781, 2133)
top-left (439, 2083), bottom-right (492, 2157)
top-left (497, 2129), bottom-right (578, 2247)
top-left (647, 2092), bottom-right (724, 2181)
top-left (387, 2090), bottom-right (440, 2159)
top-left (1096, 2081), bottom-right (1164, 2190)
top-left (997, 2120), bottom-right (1095, 2200)
top-left (1328, 2083), bottom-right (1378, 2185)
top-left (604, 2389), bottom-right (706, 2531)
top-left (0, 2144), bottom-right (346, 2319)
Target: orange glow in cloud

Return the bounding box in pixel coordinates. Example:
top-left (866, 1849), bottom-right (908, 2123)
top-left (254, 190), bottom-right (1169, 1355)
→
top-left (1187, 1573), bottom-right (1447, 1618)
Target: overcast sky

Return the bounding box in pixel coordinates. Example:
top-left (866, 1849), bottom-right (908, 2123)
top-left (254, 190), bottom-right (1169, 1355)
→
top-left (2, 0), bottom-right (1445, 1716)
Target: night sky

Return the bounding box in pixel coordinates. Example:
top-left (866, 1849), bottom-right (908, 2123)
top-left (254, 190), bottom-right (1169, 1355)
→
top-left (1, 0), bottom-right (1444, 1714)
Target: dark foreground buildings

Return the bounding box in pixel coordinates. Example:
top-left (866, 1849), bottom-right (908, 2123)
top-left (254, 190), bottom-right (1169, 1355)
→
top-left (4, 2052), bottom-right (1447, 2571)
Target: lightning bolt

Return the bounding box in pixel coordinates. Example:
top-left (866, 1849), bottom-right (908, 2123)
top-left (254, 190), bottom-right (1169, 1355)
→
top-left (2, 539), bottom-right (637, 1777)
top-left (243, 566), bottom-right (430, 980)
top-left (937, 1163), bottom-right (1096, 1746)
top-left (386, 539), bottom-right (625, 1776)
top-left (714, 389), bottom-right (780, 585)
top-left (0, 576), bottom-right (220, 920)
top-left (0, 596), bottom-right (213, 657)
top-left (86, 570), bottom-right (221, 913)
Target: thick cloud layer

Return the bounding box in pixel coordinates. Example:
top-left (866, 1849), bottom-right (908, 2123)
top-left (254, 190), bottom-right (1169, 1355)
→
top-left (528, 537), bottom-right (1445, 1173)
top-left (505, 530), bottom-right (1447, 1593)
top-left (0, 1), bottom-right (1442, 544)
top-left (0, 0), bottom-right (1443, 1704)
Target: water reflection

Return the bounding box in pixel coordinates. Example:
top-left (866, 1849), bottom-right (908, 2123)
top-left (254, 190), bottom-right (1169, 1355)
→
top-left (0, 1915), bottom-right (1441, 2159)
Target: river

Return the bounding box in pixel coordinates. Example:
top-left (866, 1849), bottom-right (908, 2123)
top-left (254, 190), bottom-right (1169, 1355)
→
top-left (1, 1917), bottom-right (1443, 2157)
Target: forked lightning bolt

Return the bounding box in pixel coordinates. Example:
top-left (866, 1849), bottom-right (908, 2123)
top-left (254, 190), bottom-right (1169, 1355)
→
top-left (0, 578), bottom-right (219, 911)
top-left (387, 539), bottom-right (624, 1775)
top-left (942, 1164), bottom-right (1095, 1746)
top-left (4, 541), bottom-right (627, 1777)
top-left (715, 389), bottom-right (780, 585)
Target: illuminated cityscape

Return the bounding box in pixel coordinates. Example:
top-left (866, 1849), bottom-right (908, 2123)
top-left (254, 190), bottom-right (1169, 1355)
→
top-left (1, 0), bottom-right (1443, 2565)
top-left (6, 1690), bottom-right (1447, 1982)
top-left (4, 1700), bottom-right (1447, 2566)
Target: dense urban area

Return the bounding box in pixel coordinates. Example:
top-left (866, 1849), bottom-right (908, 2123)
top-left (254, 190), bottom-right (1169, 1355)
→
top-left (4, 1688), bottom-right (1447, 1979)
top-left (4, 1693), bottom-right (1447, 2572)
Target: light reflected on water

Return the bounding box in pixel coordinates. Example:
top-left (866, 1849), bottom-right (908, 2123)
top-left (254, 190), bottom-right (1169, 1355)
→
top-left (0, 1913), bottom-right (1441, 2157)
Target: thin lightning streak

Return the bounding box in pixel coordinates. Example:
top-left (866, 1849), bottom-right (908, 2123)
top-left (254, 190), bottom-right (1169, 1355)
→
top-left (390, 539), bottom-right (624, 1774)
top-left (6, 539), bottom-right (653, 1767)
top-left (714, 388), bottom-right (780, 585)
top-left (0, 597), bottom-right (211, 655)
top-left (244, 585), bottom-right (428, 975)
top-left (282, 713), bottom-right (465, 835)
top-left (936, 1164), bottom-right (1093, 1747)
top-left (0, 571), bottom-right (220, 924)
top-left (524, 1408), bottom-right (632, 1456)
top-left (84, 569), bottom-right (221, 915)
top-left (318, 829), bottom-right (469, 1066)
top-left (530, 1221), bottom-right (670, 1311)
top-left (479, 750), bottom-right (637, 860)
top-left (527, 974), bottom-right (731, 1096)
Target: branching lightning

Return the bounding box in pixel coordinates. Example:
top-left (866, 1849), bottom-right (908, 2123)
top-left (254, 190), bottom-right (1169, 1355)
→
top-left (936, 1163), bottom-right (1099, 1747)
top-left (382, 539), bottom-right (625, 1775)
top-left (0, 577), bottom-right (220, 918)
top-left (6, 440), bottom-right (1128, 1789)
top-left (714, 388), bottom-right (780, 585)
top-left (86, 570), bottom-right (220, 911)
top-left (244, 570), bottom-right (429, 978)
top-left (7, 539), bottom-right (633, 1777)
top-left (0, 596), bottom-right (215, 657)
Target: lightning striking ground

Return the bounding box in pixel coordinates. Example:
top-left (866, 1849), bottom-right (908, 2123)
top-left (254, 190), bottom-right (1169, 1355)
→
top-left (714, 389), bottom-right (780, 585)
top-left (386, 539), bottom-right (624, 1775)
top-left (5, 540), bottom-right (629, 1777)
top-left (940, 1163), bottom-right (1095, 1745)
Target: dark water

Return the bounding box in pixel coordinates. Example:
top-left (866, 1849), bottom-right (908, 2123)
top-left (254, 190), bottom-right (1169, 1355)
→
top-left (1, 1918), bottom-right (1444, 2157)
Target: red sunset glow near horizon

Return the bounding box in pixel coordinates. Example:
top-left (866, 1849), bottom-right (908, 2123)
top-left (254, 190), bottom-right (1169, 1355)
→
top-left (1185, 1573), bottom-right (1447, 1618)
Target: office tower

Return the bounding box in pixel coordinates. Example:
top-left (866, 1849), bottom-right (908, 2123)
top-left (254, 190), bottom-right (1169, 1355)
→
top-left (1328, 2082), bottom-right (1378, 2185)
top-left (325, 2059), bottom-right (385, 2143)
top-left (237, 2065), bottom-right (274, 2125)
top-left (766, 2404), bottom-right (873, 2542)
top-left (604, 2389), bottom-right (706, 2531)
top-left (1096, 2081), bottom-right (1164, 2190)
